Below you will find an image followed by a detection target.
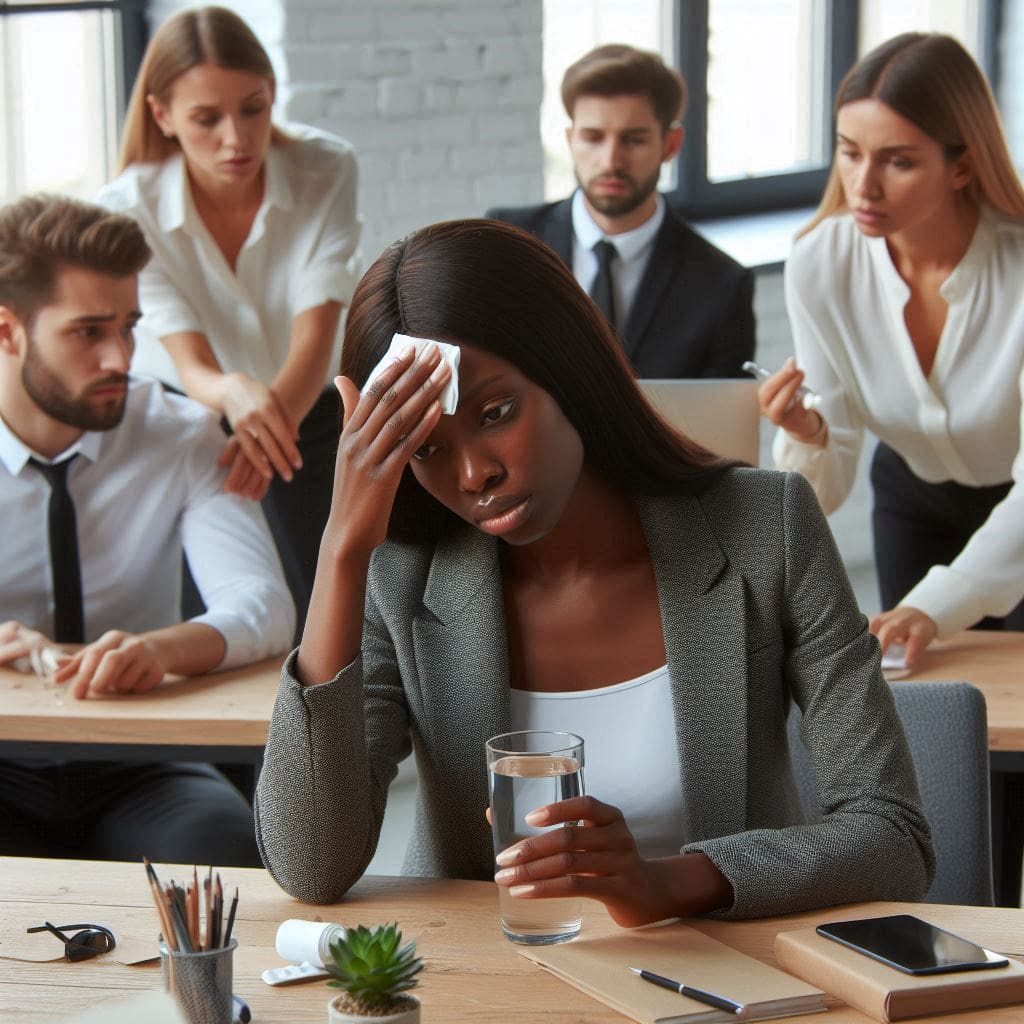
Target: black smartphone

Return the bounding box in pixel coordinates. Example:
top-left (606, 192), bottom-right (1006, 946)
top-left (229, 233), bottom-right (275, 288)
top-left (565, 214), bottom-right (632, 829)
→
top-left (816, 915), bottom-right (1009, 975)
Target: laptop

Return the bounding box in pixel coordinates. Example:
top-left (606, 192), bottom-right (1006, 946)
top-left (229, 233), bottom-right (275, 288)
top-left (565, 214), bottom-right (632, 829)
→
top-left (637, 378), bottom-right (761, 466)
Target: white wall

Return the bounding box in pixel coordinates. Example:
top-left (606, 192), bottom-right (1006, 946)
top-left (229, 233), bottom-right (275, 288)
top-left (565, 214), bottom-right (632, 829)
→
top-left (150, 0), bottom-right (545, 262)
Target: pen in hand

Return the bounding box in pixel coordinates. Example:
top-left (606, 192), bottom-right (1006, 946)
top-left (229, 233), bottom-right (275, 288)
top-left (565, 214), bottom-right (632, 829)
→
top-left (629, 967), bottom-right (746, 1015)
top-left (742, 359), bottom-right (821, 412)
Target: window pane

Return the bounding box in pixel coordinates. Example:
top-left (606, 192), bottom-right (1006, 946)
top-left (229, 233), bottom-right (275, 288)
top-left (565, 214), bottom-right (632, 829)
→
top-left (707, 0), bottom-right (828, 183)
top-left (858, 0), bottom-right (983, 57)
top-left (0, 9), bottom-right (120, 201)
top-left (541, 0), bottom-right (674, 200)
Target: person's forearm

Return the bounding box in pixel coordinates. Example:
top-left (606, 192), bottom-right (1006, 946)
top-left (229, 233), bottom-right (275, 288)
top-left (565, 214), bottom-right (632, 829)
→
top-left (295, 527), bottom-right (371, 686)
top-left (272, 301), bottom-right (343, 426)
top-left (140, 622), bottom-right (227, 677)
top-left (652, 852), bottom-right (734, 918)
top-left (162, 331), bottom-right (233, 413)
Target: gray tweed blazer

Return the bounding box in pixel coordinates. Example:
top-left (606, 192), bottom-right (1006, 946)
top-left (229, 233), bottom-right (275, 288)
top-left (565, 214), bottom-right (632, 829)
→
top-left (255, 469), bottom-right (934, 918)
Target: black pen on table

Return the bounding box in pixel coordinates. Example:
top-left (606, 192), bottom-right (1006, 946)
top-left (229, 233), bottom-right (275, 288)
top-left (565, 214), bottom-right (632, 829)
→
top-left (629, 967), bottom-right (746, 1015)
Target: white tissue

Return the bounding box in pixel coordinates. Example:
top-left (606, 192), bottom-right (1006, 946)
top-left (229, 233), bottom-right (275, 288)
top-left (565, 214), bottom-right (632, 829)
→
top-left (361, 333), bottom-right (460, 415)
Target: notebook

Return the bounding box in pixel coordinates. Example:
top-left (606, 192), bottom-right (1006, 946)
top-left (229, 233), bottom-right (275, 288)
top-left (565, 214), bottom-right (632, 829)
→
top-left (519, 922), bottom-right (826, 1023)
top-left (776, 924), bottom-right (1024, 1021)
top-left (637, 379), bottom-right (761, 466)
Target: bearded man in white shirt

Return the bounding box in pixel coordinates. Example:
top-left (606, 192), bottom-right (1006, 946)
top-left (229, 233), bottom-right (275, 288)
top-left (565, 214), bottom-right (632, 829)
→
top-left (0, 194), bottom-right (294, 865)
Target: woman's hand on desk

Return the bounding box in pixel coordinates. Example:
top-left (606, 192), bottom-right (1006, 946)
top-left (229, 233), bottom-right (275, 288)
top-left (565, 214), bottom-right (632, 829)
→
top-left (492, 795), bottom-right (733, 927)
top-left (757, 357), bottom-right (828, 446)
top-left (870, 606), bottom-right (938, 670)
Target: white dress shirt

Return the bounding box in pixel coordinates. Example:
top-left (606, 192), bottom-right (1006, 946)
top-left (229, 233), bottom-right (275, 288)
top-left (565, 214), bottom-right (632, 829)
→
top-left (98, 123), bottom-right (363, 390)
top-left (510, 664), bottom-right (686, 859)
top-left (0, 378), bottom-right (295, 667)
top-left (571, 189), bottom-right (665, 334)
top-left (775, 207), bottom-right (1024, 635)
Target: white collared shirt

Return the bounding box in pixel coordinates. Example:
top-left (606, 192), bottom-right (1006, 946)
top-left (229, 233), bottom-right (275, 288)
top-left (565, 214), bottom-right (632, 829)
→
top-left (0, 378), bottom-right (295, 667)
top-left (98, 123), bottom-right (363, 389)
top-left (571, 189), bottom-right (665, 333)
top-left (775, 207), bottom-right (1024, 636)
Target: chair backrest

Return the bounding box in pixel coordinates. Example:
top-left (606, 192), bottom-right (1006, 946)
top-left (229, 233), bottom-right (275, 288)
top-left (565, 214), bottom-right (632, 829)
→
top-left (787, 680), bottom-right (993, 905)
top-left (637, 379), bottom-right (760, 465)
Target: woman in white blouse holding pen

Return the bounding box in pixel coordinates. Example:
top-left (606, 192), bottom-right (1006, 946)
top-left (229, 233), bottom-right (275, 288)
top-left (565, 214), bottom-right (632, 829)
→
top-left (99, 6), bottom-right (362, 634)
top-left (761, 32), bottom-right (1024, 669)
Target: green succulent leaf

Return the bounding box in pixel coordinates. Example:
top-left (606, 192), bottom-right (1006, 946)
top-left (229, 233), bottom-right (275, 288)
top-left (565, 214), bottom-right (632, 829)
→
top-left (325, 922), bottom-right (424, 1010)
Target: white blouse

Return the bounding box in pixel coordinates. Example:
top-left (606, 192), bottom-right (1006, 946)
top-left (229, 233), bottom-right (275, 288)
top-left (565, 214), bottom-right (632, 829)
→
top-left (774, 208), bottom-right (1024, 635)
top-left (98, 123), bottom-right (363, 390)
top-left (509, 665), bottom-right (687, 859)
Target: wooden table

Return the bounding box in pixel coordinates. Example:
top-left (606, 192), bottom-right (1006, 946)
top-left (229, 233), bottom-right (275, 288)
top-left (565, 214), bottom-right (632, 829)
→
top-left (888, 630), bottom-right (1024, 908)
top-left (2, 857), bottom-right (1024, 1024)
top-left (893, 630), bottom-right (1024, 756)
top-left (0, 657), bottom-right (282, 766)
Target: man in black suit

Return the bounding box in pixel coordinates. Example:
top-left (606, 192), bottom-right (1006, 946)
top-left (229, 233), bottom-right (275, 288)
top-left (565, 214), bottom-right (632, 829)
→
top-left (488, 44), bottom-right (755, 379)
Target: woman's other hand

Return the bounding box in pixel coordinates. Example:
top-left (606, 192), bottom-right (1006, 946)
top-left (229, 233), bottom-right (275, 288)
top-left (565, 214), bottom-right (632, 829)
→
top-left (870, 605), bottom-right (938, 670)
top-left (758, 357), bottom-right (828, 446)
top-left (327, 344), bottom-right (451, 559)
top-left (220, 372), bottom-right (302, 482)
top-left (491, 795), bottom-right (733, 926)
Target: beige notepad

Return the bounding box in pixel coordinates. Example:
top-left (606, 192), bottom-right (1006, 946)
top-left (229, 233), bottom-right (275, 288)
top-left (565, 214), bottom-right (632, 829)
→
top-left (519, 923), bottom-right (826, 1023)
top-left (775, 925), bottom-right (1024, 1022)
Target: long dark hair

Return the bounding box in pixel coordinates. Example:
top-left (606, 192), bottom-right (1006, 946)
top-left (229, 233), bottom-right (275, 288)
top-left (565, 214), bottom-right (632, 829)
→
top-left (342, 219), bottom-right (733, 542)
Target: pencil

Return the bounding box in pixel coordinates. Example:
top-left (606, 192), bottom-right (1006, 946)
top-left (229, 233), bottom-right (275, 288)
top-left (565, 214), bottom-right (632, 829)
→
top-left (187, 871), bottom-right (199, 951)
top-left (203, 867), bottom-right (212, 951)
top-left (223, 886), bottom-right (239, 947)
top-left (212, 873), bottom-right (224, 949)
top-left (167, 886), bottom-right (194, 953)
top-left (143, 858), bottom-right (177, 952)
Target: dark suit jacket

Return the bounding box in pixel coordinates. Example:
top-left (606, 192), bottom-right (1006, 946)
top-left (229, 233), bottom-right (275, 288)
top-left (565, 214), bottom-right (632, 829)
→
top-left (256, 470), bottom-right (933, 917)
top-left (487, 196), bottom-right (756, 378)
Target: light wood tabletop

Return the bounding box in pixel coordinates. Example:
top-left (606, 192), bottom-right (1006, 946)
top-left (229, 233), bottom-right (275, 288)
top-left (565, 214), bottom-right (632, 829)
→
top-left (889, 630), bottom-right (1024, 754)
top-left (2, 857), bottom-right (1024, 1024)
top-left (0, 657), bottom-right (282, 752)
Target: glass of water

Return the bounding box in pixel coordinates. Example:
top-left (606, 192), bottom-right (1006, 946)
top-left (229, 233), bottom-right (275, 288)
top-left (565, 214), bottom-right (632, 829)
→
top-left (486, 730), bottom-right (585, 945)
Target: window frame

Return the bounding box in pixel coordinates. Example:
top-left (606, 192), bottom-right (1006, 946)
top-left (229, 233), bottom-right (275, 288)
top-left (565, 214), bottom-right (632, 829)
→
top-left (671, 0), bottom-right (998, 221)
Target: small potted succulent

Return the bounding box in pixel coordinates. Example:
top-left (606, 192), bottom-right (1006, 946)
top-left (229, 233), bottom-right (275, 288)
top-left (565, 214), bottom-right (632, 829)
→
top-left (325, 922), bottom-right (423, 1023)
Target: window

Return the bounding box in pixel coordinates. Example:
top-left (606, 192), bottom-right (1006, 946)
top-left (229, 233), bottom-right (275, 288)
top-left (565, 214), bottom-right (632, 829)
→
top-left (675, 0), bottom-right (989, 219)
top-left (0, 0), bottom-right (146, 201)
top-left (541, 0), bottom-right (990, 216)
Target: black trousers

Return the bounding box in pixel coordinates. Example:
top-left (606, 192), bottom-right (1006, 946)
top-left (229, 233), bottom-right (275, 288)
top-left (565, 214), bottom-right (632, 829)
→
top-left (0, 760), bottom-right (262, 866)
top-left (870, 441), bottom-right (1024, 629)
top-left (184, 387), bottom-right (340, 643)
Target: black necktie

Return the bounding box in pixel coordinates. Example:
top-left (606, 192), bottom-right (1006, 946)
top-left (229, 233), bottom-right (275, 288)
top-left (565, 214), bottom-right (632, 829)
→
top-left (30, 455), bottom-right (85, 643)
top-left (589, 239), bottom-right (618, 329)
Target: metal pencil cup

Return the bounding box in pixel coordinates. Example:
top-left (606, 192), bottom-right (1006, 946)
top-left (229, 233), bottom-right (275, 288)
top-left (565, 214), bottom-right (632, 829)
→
top-left (160, 939), bottom-right (237, 1024)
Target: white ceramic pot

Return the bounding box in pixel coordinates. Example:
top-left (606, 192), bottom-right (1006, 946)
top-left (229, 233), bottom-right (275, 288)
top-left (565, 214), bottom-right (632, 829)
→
top-left (327, 994), bottom-right (421, 1023)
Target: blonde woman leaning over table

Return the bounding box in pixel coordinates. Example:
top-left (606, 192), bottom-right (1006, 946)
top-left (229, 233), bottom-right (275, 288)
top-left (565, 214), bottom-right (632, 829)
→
top-left (759, 33), bottom-right (1024, 670)
top-left (99, 6), bottom-right (362, 637)
top-left (255, 219), bottom-right (933, 922)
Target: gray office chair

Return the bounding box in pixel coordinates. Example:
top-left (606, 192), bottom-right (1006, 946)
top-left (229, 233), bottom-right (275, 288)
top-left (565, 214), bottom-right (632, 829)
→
top-left (787, 680), bottom-right (993, 906)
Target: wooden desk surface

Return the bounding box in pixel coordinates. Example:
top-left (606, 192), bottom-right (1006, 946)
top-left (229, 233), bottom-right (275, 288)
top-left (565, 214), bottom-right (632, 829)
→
top-left (893, 630), bottom-right (1024, 753)
top-left (2, 630), bottom-right (1022, 755)
top-left (2, 858), bottom-right (1024, 1024)
top-left (0, 657), bottom-right (282, 748)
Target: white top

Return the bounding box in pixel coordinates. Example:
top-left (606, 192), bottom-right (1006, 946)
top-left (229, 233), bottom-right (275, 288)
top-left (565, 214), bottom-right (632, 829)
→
top-left (0, 378), bottom-right (295, 668)
top-left (98, 123), bottom-right (363, 390)
top-left (774, 207), bottom-right (1024, 635)
top-left (571, 189), bottom-right (665, 334)
top-left (509, 664), bottom-right (686, 858)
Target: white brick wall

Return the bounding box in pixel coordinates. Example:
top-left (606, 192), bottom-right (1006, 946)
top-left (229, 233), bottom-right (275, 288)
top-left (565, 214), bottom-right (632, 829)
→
top-left (150, 0), bottom-right (544, 262)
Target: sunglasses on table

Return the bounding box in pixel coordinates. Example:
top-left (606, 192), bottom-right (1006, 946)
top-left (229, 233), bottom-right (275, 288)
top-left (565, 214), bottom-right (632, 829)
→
top-left (26, 921), bottom-right (116, 961)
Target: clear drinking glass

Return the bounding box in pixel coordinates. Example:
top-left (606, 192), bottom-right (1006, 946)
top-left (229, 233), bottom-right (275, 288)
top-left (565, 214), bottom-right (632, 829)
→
top-left (486, 730), bottom-right (585, 945)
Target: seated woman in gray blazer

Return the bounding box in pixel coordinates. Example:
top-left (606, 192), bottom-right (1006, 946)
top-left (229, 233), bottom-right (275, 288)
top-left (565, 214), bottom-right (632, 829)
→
top-left (255, 219), bottom-right (933, 922)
